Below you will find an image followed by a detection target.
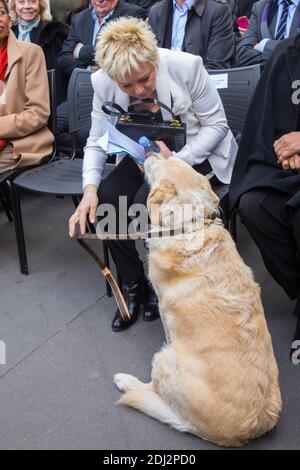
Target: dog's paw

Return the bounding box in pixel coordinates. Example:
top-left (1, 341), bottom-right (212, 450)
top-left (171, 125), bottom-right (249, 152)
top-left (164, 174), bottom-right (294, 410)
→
top-left (114, 373), bottom-right (136, 392)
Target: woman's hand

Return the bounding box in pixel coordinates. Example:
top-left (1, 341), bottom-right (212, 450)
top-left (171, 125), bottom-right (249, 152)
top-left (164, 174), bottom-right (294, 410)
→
top-left (274, 132), bottom-right (300, 162)
top-left (280, 153), bottom-right (300, 171)
top-left (155, 141), bottom-right (172, 158)
top-left (69, 185), bottom-right (99, 237)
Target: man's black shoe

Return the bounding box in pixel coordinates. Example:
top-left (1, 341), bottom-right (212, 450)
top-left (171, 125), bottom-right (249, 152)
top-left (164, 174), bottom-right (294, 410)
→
top-left (143, 283), bottom-right (160, 322)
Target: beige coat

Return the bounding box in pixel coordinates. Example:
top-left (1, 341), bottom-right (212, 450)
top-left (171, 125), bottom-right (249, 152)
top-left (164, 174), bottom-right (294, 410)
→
top-left (0, 31), bottom-right (54, 168)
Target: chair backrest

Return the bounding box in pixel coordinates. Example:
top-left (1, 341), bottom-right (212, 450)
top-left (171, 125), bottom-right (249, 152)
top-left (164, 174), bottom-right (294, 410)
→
top-left (67, 68), bottom-right (93, 157)
top-left (47, 69), bottom-right (57, 157)
top-left (207, 64), bottom-right (261, 137)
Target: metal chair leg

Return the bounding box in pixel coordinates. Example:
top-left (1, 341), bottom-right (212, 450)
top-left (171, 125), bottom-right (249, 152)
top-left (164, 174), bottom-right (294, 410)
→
top-left (7, 182), bottom-right (29, 275)
top-left (0, 191), bottom-right (13, 222)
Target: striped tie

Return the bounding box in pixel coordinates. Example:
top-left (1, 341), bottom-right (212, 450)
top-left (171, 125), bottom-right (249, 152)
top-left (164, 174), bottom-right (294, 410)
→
top-left (275, 0), bottom-right (291, 40)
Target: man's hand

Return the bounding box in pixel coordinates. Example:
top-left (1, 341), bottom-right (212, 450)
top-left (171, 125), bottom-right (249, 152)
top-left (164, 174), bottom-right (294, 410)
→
top-left (238, 26), bottom-right (247, 36)
top-left (274, 132), bottom-right (300, 161)
top-left (69, 185), bottom-right (98, 237)
top-left (280, 153), bottom-right (300, 171)
top-left (73, 43), bottom-right (84, 59)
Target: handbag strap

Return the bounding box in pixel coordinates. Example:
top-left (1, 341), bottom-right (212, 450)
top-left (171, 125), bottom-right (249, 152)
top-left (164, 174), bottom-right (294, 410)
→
top-left (102, 99), bottom-right (180, 122)
top-left (102, 101), bottom-right (156, 120)
top-left (128, 99), bottom-right (178, 120)
top-left (102, 101), bottom-right (127, 116)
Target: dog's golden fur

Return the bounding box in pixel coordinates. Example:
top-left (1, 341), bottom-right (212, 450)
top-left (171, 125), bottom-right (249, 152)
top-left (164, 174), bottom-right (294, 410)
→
top-left (114, 155), bottom-right (282, 447)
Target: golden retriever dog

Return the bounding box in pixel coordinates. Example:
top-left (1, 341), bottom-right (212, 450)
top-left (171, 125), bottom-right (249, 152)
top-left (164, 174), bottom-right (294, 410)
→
top-left (114, 154), bottom-right (282, 447)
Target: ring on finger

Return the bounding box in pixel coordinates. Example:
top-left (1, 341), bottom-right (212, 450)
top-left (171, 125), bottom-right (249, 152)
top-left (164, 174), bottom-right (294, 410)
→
top-left (289, 160), bottom-right (296, 169)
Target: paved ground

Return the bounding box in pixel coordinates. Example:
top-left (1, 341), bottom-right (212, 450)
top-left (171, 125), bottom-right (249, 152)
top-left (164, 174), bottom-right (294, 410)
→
top-left (0, 192), bottom-right (299, 450)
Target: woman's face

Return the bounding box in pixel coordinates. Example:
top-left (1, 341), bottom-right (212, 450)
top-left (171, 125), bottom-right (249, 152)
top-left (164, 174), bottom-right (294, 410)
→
top-left (0, 3), bottom-right (10, 46)
top-left (15, 0), bottom-right (40, 22)
top-left (116, 62), bottom-right (157, 100)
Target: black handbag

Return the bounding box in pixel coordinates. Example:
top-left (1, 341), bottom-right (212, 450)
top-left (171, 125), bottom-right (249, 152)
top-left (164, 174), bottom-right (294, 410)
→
top-left (102, 99), bottom-right (186, 152)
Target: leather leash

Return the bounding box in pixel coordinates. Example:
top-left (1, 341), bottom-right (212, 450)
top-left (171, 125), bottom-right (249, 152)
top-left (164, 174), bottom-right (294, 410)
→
top-left (75, 218), bottom-right (223, 323)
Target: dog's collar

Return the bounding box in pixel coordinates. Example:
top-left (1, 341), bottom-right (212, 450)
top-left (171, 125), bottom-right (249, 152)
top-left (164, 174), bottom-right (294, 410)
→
top-left (77, 217), bottom-right (223, 242)
top-left (76, 210), bottom-right (223, 242)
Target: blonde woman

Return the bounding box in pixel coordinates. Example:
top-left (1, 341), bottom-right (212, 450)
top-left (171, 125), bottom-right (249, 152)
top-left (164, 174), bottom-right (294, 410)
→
top-left (9, 0), bottom-right (69, 103)
top-left (69, 17), bottom-right (237, 332)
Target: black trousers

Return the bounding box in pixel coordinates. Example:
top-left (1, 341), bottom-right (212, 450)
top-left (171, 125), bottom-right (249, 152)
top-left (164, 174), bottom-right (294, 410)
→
top-left (56, 101), bottom-right (89, 156)
top-left (98, 156), bottom-right (217, 283)
top-left (239, 189), bottom-right (300, 316)
top-left (98, 156), bottom-right (148, 282)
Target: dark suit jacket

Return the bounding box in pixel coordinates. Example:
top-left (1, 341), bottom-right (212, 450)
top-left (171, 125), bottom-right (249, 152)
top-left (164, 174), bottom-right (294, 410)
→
top-left (148, 0), bottom-right (235, 69)
top-left (228, 0), bottom-right (257, 18)
top-left (12, 20), bottom-right (69, 104)
top-left (57, 2), bottom-right (147, 77)
top-left (236, 0), bottom-right (300, 66)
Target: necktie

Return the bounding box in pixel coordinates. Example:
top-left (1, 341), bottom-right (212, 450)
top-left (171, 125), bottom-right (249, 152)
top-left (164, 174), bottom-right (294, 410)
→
top-left (275, 0), bottom-right (291, 40)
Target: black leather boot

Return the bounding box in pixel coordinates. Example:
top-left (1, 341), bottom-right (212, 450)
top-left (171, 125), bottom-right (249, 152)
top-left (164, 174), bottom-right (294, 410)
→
top-left (143, 282), bottom-right (160, 322)
top-left (111, 278), bottom-right (144, 332)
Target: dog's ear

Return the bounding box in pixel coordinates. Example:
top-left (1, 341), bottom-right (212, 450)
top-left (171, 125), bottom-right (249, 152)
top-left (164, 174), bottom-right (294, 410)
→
top-left (147, 180), bottom-right (177, 225)
top-left (147, 180), bottom-right (177, 208)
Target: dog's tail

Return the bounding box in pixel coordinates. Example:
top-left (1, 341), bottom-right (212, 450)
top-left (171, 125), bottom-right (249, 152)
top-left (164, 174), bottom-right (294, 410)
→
top-left (116, 377), bottom-right (189, 433)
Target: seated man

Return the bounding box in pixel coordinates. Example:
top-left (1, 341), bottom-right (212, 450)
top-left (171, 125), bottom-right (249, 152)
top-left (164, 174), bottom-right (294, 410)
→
top-left (229, 34), bottom-right (300, 364)
top-left (0, 0), bottom-right (53, 174)
top-left (236, 0), bottom-right (300, 66)
top-left (148, 0), bottom-right (235, 69)
top-left (56, 0), bottom-right (147, 156)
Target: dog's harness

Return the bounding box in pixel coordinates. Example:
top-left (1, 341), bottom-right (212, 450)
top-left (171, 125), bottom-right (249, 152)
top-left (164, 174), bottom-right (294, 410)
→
top-left (75, 213), bottom-right (223, 322)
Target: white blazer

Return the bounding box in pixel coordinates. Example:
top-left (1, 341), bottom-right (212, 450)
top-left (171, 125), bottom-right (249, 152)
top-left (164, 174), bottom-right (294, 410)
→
top-left (82, 48), bottom-right (238, 189)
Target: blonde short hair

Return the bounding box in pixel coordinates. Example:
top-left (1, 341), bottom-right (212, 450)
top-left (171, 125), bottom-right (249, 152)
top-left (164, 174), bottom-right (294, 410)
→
top-left (96, 17), bottom-right (159, 82)
top-left (8, 0), bottom-right (52, 24)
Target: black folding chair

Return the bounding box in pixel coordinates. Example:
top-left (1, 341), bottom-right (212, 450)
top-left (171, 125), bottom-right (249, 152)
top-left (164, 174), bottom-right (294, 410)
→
top-left (207, 64), bottom-right (261, 139)
top-left (10, 69), bottom-right (115, 297)
top-left (67, 68), bottom-right (93, 159)
top-left (207, 64), bottom-right (261, 233)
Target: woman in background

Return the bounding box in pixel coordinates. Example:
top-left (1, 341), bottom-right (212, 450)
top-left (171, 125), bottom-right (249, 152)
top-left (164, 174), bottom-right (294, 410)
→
top-left (9, 0), bottom-right (69, 103)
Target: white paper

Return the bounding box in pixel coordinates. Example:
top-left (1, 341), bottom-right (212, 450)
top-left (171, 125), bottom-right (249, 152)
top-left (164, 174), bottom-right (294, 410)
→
top-left (97, 120), bottom-right (146, 164)
top-left (210, 73), bottom-right (228, 90)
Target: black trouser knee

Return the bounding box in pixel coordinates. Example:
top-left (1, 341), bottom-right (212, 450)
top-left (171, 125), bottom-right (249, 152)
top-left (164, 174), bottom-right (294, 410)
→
top-left (239, 189), bottom-right (300, 303)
